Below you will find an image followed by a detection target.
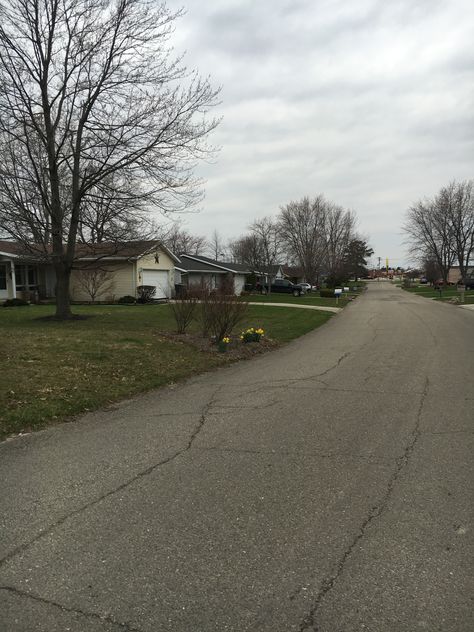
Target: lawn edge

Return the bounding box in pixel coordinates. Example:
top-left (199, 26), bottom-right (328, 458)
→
top-left (1, 308), bottom-right (339, 445)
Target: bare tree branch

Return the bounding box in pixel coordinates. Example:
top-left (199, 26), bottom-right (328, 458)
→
top-left (0, 0), bottom-right (220, 317)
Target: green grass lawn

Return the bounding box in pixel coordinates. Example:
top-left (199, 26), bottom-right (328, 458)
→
top-left (402, 285), bottom-right (474, 303)
top-left (0, 303), bottom-right (332, 439)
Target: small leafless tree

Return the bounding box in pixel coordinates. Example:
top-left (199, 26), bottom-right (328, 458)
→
top-left (198, 280), bottom-right (248, 341)
top-left (74, 268), bottom-right (115, 303)
top-left (169, 288), bottom-right (199, 334)
top-left (0, 0), bottom-right (219, 319)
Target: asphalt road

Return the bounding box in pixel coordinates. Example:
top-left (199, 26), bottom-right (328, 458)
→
top-left (1, 282), bottom-right (473, 632)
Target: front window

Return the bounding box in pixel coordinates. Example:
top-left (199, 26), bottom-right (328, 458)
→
top-left (0, 264), bottom-right (7, 290)
top-left (15, 265), bottom-right (38, 291)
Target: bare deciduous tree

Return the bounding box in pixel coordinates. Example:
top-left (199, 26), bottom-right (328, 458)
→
top-left (423, 257), bottom-right (441, 284)
top-left (208, 229), bottom-right (226, 260)
top-left (0, 0), bottom-right (219, 318)
top-left (77, 174), bottom-right (160, 244)
top-left (439, 180), bottom-right (474, 281)
top-left (324, 205), bottom-right (355, 282)
top-left (163, 223), bottom-right (208, 256)
top-left (169, 288), bottom-right (200, 334)
top-left (250, 217), bottom-right (280, 265)
top-left (405, 199), bottom-right (456, 285)
top-left (228, 234), bottom-right (264, 270)
top-left (199, 283), bottom-right (248, 341)
top-left (278, 196), bottom-right (328, 284)
top-left (74, 268), bottom-right (115, 303)
top-left (405, 180), bottom-right (474, 284)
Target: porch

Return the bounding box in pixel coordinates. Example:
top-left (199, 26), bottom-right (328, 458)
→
top-left (0, 252), bottom-right (54, 302)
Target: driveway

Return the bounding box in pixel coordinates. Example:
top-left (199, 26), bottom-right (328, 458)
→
top-left (1, 283), bottom-right (472, 631)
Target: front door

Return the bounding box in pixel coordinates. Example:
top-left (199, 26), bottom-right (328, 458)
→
top-left (0, 263), bottom-right (8, 299)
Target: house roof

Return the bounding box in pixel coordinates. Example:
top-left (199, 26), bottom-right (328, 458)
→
top-left (282, 265), bottom-right (304, 278)
top-left (74, 240), bottom-right (180, 263)
top-left (0, 240), bottom-right (45, 259)
top-left (0, 240), bottom-right (180, 263)
top-left (179, 254), bottom-right (251, 275)
top-left (260, 264), bottom-right (284, 275)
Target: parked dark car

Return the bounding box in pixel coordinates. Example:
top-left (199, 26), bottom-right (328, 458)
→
top-left (463, 277), bottom-right (474, 290)
top-left (257, 279), bottom-right (306, 296)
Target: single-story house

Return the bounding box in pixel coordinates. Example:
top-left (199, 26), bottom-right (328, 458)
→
top-left (0, 240), bottom-right (178, 302)
top-left (447, 265), bottom-right (474, 284)
top-left (258, 264), bottom-right (286, 284)
top-left (177, 254), bottom-right (251, 295)
top-left (282, 265), bottom-right (306, 284)
top-left (71, 241), bottom-right (179, 301)
top-left (0, 241), bottom-right (56, 302)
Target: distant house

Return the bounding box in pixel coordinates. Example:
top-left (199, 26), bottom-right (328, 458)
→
top-left (177, 254), bottom-right (251, 294)
top-left (0, 240), bottom-right (178, 302)
top-left (282, 265), bottom-right (306, 284)
top-left (447, 265), bottom-right (474, 284)
top-left (258, 264), bottom-right (286, 284)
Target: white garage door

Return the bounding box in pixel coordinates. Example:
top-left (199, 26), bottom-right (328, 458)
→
top-left (142, 270), bottom-right (170, 299)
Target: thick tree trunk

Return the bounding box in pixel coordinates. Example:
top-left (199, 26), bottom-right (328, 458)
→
top-left (54, 262), bottom-right (73, 319)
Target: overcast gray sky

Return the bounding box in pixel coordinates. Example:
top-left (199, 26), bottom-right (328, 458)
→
top-left (168, 0), bottom-right (473, 267)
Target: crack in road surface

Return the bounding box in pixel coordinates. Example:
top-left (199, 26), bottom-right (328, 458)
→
top-left (0, 586), bottom-right (145, 632)
top-left (194, 445), bottom-right (394, 464)
top-left (0, 388), bottom-right (222, 568)
top-left (298, 377), bottom-right (430, 631)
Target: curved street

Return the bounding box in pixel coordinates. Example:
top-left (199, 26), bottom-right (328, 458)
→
top-left (1, 282), bottom-right (473, 631)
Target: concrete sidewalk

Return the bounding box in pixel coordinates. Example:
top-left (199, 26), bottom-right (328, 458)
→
top-left (246, 300), bottom-right (342, 313)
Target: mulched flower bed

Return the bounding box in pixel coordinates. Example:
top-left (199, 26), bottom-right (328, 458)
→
top-left (158, 331), bottom-right (279, 359)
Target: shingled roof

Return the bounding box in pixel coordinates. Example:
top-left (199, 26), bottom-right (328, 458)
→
top-left (178, 254), bottom-right (251, 274)
top-left (0, 240), bottom-right (179, 263)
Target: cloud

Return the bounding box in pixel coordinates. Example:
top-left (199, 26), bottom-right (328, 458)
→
top-left (166, 0), bottom-right (474, 264)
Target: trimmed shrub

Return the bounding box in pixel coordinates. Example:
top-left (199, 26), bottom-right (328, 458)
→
top-left (137, 285), bottom-right (156, 303)
top-left (3, 298), bottom-right (29, 307)
top-left (118, 295), bottom-right (136, 304)
top-left (319, 289), bottom-right (335, 298)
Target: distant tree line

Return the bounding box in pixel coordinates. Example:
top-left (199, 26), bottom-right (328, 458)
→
top-left (404, 180), bottom-right (474, 284)
top-left (226, 196), bottom-right (373, 285)
top-left (163, 196), bottom-right (373, 285)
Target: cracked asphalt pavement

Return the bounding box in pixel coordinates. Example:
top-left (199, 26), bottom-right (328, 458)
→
top-left (1, 282), bottom-right (473, 631)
